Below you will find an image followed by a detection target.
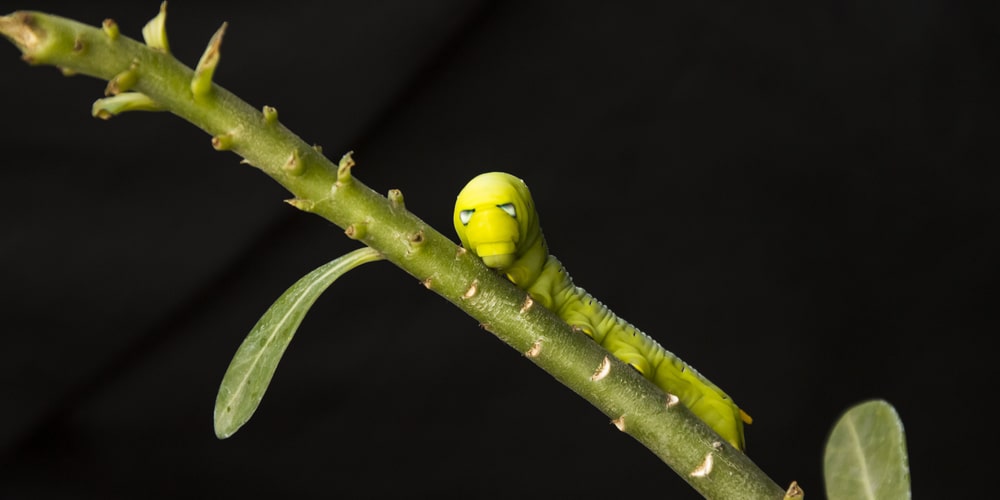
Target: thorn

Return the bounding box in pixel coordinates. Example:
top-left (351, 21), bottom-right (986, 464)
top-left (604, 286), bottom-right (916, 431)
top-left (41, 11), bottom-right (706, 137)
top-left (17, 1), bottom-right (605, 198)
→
top-left (142, 2), bottom-right (170, 53)
top-left (312, 143), bottom-right (323, 154)
top-left (462, 280), bottom-right (478, 300)
top-left (262, 105), bottom-right (278, 125)
top-left (191, 22), bottom-right (227, 100)
top-left (689, 452), bottom-right (714, 478)
top-left (102, 19), bottom-right (120, 40)
top-left (345, 222), bottom-right (367, 240)
top-left (664, 393), bottom-right (680, 409)
top-left (455, 246), bottom-right (468, 258)
top-left (282, 150), bottom-right (304, 176)
top-left (336, 151), bottom-right (355, 185)
top-left (611, 415), bottom-right (626, 431)
top-left (591, 356), bottom-right (611, 381)
top-left (388, 189), bottom-right (404, 209)
top-left (784, 481), bottom-right (804, 499)
top-left (92, 93), bottom-right (163, 119)
top-left (105, 60), bottom-right (140, 96)
top-left (421, 277), bottom-right (433, 289)
top-left (284, 198), bottom-right (315, 212)
top-left (211, 132), bottom-right (235, 151)
top-left (519, 295), bottom-right (534, 314)
top-left (524, 339), bottom-right (543, 358)
top-left (58, 67), bottom-right (77, 77)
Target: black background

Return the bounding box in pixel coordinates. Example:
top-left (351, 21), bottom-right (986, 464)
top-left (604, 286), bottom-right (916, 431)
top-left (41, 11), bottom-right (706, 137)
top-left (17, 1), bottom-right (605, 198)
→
top-left (2, 2), bottom-right (997, 498)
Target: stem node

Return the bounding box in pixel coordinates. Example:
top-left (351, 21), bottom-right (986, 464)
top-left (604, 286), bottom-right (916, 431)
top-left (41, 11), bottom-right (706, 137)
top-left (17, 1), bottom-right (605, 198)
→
top-left (72, 34), bottom-right (85, 54)
top-left (211, 131), bottom-right (235, 151)
top-left (388, 189), bottom-right (404, 209)
top-left (282, 150), bottom-right (305, 176)
top-left (105, 59), bottom-right (139, 96)
top-left (345, 222), bottom-right (368, 240)
top-left (404, 229), bottom-right (426, 258)
top-left (336, 151), bottom-right (355, 185)
top-left (102, 19), bottom-right (119, 40)
top-left (262, 105), bottom-right (278, 125)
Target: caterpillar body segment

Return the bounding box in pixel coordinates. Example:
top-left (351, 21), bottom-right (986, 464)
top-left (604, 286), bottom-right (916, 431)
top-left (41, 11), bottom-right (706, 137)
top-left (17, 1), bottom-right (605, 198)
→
top-left (454, 172), bottom-right (750, 451)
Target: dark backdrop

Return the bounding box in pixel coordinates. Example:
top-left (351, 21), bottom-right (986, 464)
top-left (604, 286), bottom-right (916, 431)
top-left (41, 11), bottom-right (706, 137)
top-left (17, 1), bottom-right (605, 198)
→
top-left (2, 2), bottom-right (996, 498)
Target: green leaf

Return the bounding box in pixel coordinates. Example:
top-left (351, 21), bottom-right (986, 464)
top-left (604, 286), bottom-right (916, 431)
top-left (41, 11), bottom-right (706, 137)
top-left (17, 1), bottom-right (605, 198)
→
top-left (824, 399), bottom-right (911, 500)
top-left (214, 247), bottom-right (383, 438)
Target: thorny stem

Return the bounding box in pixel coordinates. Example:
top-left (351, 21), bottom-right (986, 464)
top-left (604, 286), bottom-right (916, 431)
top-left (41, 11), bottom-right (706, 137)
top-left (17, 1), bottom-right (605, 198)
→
top-left (1, 9), bottom-right (790, 499)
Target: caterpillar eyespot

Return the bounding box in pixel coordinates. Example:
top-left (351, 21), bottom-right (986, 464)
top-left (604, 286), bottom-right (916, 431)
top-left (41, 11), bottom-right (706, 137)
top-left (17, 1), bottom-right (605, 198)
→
top-left (454, 172), bottom-right (750, 451)
top-left (458, 209), bottom-right (475, 225)
top-left (497, 203), bottom-right (516, 217)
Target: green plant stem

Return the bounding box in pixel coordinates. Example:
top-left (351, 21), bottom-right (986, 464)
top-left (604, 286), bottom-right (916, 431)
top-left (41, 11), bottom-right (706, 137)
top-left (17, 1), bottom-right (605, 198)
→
top-left (1, 10), bottom-right (788, 499)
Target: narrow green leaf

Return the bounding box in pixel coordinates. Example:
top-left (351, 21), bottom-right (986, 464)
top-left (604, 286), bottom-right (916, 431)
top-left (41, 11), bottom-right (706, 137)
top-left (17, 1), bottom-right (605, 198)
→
top-left (214, 247), bottom-right (383, 438)
top-left (824, 399), bottom-right (911, 500)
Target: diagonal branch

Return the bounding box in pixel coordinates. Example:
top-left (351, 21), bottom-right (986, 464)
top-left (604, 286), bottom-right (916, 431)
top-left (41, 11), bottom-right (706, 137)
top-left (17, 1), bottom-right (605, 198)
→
top-left (1, 8), bottom-right (789, 499)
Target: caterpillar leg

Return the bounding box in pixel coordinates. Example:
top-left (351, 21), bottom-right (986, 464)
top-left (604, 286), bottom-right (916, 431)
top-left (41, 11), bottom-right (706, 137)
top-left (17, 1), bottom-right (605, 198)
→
top-left (569, 323), bottom-right (654, 378)
top-left (688, 397), bottom-right (747, 450)
top-left (606, 347), bottom-right (653, 379)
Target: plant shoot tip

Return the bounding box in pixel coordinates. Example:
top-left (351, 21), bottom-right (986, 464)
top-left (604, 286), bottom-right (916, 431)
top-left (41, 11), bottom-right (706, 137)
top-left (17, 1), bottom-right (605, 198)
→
top-left (0, 12), bottom-right (42, 55)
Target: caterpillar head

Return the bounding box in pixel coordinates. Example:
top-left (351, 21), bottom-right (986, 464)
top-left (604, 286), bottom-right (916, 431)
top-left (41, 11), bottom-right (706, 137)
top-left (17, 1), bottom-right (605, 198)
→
top-left (454, 172), bottom-right (545, 286)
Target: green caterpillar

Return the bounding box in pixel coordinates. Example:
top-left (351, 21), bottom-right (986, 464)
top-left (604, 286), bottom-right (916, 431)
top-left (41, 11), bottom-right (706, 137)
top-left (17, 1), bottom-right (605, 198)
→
top-left (453, 172), bottom-right (751, 451)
